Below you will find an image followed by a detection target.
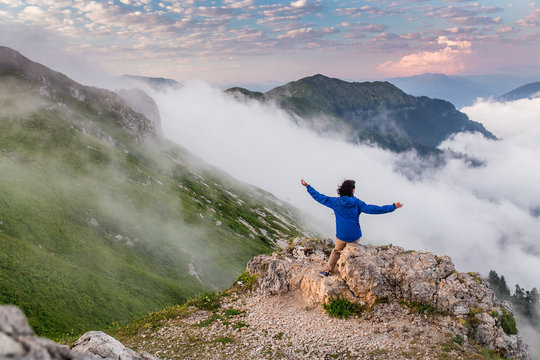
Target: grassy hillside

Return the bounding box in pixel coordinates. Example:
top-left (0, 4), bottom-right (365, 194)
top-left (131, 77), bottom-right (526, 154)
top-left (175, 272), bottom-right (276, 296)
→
top-left (0, 56), bottom-right (309, 339)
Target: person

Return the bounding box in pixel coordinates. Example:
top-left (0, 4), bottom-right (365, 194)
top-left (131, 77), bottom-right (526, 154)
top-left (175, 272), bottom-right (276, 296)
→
top-left (300, 178), bottom-right (403, 277)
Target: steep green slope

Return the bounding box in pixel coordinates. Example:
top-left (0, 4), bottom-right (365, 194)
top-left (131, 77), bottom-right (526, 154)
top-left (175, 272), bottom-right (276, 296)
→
top-left (227, 74), bottom-right (495, 153)
top-left (0, 47), bottom-right (309, 338)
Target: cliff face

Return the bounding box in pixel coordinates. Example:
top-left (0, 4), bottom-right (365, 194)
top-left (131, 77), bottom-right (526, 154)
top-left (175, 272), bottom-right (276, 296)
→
top-left (247, 238), bottom-right (529, 359)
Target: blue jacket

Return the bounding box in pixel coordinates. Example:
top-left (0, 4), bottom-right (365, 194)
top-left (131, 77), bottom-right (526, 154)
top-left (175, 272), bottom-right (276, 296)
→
top-left (306, 185), bottom-right (396, 242)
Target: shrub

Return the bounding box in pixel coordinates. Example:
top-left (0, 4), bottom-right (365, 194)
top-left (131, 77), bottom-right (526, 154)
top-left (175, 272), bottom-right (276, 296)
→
top-left (453, 335), bottom-right (463, 346)
top-left (500, 309), bottom-right (517, 335)
top-left (186, 292), bottom-right (222, 311)
top-left (235, 271), bottom-right (257, 291)
top-left (214, 336), bottom-right (233, 344)
top-left (400, 299), bottom-right (437, 314)
top-left (322, 296), bottom-right (365, 319)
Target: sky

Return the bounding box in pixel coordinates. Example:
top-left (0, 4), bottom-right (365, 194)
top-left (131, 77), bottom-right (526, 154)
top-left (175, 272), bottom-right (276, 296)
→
top-left (1, 0), bottom-right (539, 87)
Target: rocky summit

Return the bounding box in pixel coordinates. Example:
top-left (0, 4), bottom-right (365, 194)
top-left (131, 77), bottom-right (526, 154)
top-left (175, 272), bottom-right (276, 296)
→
top-left (247, 238), bottom-right (529, 359)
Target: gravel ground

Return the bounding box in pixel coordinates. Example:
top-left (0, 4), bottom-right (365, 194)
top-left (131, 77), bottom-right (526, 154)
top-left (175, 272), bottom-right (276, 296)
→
top-left (122, 288), bottom-right (482, 360)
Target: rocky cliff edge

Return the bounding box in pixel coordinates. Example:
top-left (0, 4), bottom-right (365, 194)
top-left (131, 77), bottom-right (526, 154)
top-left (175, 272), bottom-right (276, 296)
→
top-left (247, 238), bottom-right (529, 359)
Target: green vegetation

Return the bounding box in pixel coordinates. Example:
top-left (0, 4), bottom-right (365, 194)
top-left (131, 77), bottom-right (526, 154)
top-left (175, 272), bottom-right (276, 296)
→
top-left (437, 333), bottom-right (508, 360)
top-left (500, 309), bottom-right (517, 336)
top-left (453, 335), bottom-right (464, 346)
top-left (400, 299), bottom-right (437, 314)
top-left (0, 64), bottom-right (306, 339)
top-left (488, 270), bottom-right (538, 334)
top-left (235, 271), bottom-right (257, 291)
top-left (322, 296), bottom-right (366, 319)
top-left (367, 348), bottom-right (390, 357)
top-left (214, 336), bottom-right (234, 344)
top-left (186, 293), bottom-right (223, 312)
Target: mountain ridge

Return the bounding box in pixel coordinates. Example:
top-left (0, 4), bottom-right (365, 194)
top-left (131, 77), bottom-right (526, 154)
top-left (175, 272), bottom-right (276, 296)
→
top-left (498, 81), bottom-right (540, 102)
top-left (386, 73), bottom-right (540, 107)
top-left (227, 74), bottom-right (495, 154)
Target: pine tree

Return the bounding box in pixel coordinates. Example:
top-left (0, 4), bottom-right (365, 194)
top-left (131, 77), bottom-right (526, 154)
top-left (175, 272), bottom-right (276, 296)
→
top-left (514, 284), bottom-right (525, 299)
top-left (500, 276), bottom-right (511, 297)
top-left (488, 270), bottom-right (511, 299)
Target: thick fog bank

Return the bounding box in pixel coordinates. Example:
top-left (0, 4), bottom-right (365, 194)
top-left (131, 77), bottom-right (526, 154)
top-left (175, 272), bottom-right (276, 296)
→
top-left (154, 82), bottom-right (540, 291)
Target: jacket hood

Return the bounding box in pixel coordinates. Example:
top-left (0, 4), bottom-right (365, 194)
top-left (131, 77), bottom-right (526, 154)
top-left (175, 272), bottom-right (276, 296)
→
top-left (337, 196), bottom-right (357, 208)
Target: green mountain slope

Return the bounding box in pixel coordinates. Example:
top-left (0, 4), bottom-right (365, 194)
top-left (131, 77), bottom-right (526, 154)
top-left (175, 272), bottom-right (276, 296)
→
top-left (227, 74), bottom-right (495, 153)
top-left (0, 47), bottom-right (310, 338)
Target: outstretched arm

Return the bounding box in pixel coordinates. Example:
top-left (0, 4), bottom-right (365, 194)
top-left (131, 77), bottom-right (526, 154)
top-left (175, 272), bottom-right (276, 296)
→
top-left (301, 178), bottom-right (336, 209)
top-left (360, 200), bottom-right (403, 214)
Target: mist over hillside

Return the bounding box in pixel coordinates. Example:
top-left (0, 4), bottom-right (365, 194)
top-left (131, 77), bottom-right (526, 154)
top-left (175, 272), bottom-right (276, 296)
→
top-left (0, 47), bottom-right (311, 338)
top-left (154, 81), bottom-right (540, 293)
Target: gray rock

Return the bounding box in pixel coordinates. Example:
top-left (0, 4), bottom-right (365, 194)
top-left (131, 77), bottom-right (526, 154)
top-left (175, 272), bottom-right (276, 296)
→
top-left (0, 332), bottom-right (25, 357)
top-left (72, 331), bottom-right (158, 360)
top-left (0, 305), bottom-right (159, 360)
top-left (0, 305), bottom-right (34, 336)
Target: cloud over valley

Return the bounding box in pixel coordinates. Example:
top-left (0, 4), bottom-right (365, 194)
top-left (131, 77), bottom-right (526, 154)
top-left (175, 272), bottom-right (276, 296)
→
top-left (154, 82), bottom-right (540, 293)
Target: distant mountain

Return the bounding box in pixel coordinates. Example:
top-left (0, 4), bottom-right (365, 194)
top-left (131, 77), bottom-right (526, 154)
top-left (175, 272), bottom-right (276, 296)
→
top-left (387, 73), bottom-right (492, 108)
top-left (387, 73), bottom-right (540, 108)
top-left (120, 74), bottom-right (182, 92)
top-left (498, 82), bottom-right (540, 102)
top-left (0, 46), bottom-right (310, 338)
top-left (227, 74), bottom-right (495, 154)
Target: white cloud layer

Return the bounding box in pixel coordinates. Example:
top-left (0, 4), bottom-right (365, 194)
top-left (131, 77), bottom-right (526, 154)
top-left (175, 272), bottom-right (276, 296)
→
top-left (461, 97), bottom-right (540, 138)
top-left (154, 82), bottom-right (540, 292)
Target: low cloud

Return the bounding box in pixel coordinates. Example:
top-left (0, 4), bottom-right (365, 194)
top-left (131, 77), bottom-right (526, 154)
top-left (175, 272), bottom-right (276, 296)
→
top-left (154, 81), bottom-right (540, 292)
top-left (461, 97), bottom-right (540, 138)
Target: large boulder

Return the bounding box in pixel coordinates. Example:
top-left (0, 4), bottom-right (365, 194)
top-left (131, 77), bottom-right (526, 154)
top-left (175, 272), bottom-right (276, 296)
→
top-left (72, 331), bottom-right (158, 360)
top-left (0, 305), bottom-right (158, 360)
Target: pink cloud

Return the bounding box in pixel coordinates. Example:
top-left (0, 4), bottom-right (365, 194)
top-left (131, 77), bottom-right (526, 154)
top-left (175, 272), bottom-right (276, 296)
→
top-left (377, 36), bottom-right (472, 76)
top-left (516, 9), bottom-right (540, 27)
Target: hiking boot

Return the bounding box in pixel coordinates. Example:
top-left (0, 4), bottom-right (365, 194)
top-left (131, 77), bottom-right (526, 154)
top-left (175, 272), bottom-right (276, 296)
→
top-left (319, 271), bottom-right (329, 277)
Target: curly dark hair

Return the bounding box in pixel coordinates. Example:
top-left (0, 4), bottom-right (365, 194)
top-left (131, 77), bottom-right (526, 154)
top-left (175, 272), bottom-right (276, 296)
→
top-left (337, 179), bottom-right (355, 197)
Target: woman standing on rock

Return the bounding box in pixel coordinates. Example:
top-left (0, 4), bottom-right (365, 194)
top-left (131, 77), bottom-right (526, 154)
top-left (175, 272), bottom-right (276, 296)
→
top-left (300, 179), bottom-right (403, 277)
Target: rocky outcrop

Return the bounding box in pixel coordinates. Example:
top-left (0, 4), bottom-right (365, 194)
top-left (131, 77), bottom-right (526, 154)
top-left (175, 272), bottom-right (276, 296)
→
top-left (247, 238), bottom-right (529, 359)
top-left (0, 305), bottom-right (157, 360)
top-left (117, 88), bottom-right (162, 136)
